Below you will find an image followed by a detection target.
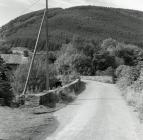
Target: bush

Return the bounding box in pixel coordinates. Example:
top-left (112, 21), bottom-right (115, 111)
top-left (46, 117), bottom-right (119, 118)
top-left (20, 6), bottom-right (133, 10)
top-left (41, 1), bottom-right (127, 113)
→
top-left (93, 52), bottom-right (116, 71)
top-left (11, 56), bottom-right (58, 96)
top-left (56, 42), bottom-right (93, 76)
top-left (101, 38), bottom-right (117, 52)
top-left (60, 90), bottom-right (76, 102)
top-left (133, 61), bottom-right (143, 92)
top-left (72, 54), bottom-right (92, 75)
top-left (60, 71), bottom-right (80, 85)
top-left (96, 67), bottom-right (114, 77)
top-left (115, 61), bottom-right (143, 120)
top-left (101, 39), bottom-right (143, 67)
top-left (0, 81), bottom-right (13, 106)
top-left (115, 65), bottom-right (139, 82)
top-left (23, 50), bottom-right (29, 57)
top-left (115, 65), bottom-right (139, 97)
top-left (0, 57), bottom-right (13, 105)
top-left (115, 44), bottom-right (143, 66)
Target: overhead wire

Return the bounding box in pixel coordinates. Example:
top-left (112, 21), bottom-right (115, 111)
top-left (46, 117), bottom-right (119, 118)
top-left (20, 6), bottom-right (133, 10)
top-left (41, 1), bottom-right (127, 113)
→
top-left (20, 0), bottom-right (42, 15)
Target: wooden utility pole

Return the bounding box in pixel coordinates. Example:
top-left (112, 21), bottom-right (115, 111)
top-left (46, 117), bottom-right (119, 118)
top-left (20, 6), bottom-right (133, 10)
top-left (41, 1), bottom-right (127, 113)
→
top-left (22, 10), bottom-right (46, 96)
top-left (45, 0), bottom-right (49, 90)
top-left (22, 1), bottom-right (49, 98)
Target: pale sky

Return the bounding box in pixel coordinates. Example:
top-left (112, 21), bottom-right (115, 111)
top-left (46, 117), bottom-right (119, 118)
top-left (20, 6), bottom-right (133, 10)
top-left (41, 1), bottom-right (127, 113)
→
top-left (0, 0), bottom-right (143, 27)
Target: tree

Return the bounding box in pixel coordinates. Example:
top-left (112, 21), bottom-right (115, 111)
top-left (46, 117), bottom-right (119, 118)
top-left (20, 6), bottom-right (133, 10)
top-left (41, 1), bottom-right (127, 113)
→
top-left (72, 35), bottom-right (97, 58)
top-left (0, 57), bottom-right (13, 105)
top-left (101, 38), bottom-right (117, 50)
top-left (72, 35), bottom-right (86, 52)
top-left (115, 44), bottom-right (143, 66)
top-left (92, 52), bottom-right (116, 72)
top-left (72, 54), bottom-right (92, 75)
top-left (11, 56), bottom-right (58, 95)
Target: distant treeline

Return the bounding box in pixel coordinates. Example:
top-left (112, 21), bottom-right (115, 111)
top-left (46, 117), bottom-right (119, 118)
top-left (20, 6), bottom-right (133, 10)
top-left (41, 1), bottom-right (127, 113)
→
top-left (1, 6), bottom-right (143, 51)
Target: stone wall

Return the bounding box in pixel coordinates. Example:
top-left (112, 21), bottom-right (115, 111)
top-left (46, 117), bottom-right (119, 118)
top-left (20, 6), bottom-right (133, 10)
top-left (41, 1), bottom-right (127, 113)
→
top-left (25, 79), bottom-right (81, 108)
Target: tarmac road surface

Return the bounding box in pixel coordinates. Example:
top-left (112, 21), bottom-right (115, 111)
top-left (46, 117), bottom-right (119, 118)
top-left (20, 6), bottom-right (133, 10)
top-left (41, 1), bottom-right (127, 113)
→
top-left (45, 80), bottom-right (141, 140)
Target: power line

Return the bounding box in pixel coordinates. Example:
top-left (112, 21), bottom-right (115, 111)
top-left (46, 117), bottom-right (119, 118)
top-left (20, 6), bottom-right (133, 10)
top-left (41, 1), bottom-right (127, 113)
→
top-left (21, 0), bottom-right (42, 15)
top-left (45, 0), bottom-right (49, 90)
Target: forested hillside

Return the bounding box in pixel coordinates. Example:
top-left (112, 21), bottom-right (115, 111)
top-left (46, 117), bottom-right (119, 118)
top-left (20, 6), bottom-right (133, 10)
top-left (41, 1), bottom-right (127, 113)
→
top-left (1, 6), bottom-right (143, 50)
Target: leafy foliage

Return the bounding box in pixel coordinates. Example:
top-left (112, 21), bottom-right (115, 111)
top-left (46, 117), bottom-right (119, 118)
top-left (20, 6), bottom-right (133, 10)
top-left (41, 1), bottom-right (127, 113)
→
top-left (72, 54), bottom-right (92, 75)
top-left (11, 56), bottom-right (58, 95)
top-left (115, 44), bottom-right (143, 66)
top-left (115, 62), bottom-right (143, 120)
top-left (0, 57), bottom-right (13, 105)
top-left (56, 36), bottom-right (143, 77)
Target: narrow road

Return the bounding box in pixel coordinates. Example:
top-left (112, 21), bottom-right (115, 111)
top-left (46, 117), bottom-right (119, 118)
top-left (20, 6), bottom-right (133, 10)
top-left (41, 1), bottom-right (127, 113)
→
top-left (46, 80), bottom-right (142, 140)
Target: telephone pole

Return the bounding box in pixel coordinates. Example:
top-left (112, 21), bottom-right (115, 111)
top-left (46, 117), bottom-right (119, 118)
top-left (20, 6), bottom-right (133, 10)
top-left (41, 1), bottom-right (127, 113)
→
top-left (45, 0), bottom-right (49, 90)
top-left (22, 9), bottom-right (46, 96)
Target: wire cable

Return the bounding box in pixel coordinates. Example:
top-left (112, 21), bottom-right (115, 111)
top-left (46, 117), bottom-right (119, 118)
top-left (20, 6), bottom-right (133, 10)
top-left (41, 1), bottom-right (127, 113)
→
top-left (21, 0), bottom-right (42, 15)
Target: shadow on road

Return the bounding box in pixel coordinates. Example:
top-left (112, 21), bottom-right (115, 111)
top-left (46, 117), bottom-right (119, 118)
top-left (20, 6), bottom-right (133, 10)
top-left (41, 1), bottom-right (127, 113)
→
top-left (76, 81), bottom-right (86, 95)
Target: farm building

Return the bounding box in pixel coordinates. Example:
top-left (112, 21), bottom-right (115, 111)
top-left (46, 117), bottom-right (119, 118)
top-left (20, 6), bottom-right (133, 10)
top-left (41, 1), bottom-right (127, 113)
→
top-left (0, 54), bottom-right (29, 71)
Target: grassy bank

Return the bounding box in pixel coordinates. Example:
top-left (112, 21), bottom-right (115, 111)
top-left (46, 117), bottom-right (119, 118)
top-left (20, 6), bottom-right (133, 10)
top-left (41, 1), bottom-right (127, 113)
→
top-left (0, 106), bottom-right (58, 140)
top-left (116, 64), bottom-right (143, 121)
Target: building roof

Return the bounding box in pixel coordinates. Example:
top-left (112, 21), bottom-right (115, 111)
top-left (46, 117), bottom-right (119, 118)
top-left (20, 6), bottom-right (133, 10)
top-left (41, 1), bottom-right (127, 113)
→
top-left (11, 47), bottom-right (30, 52)
top-left (0, 54), bottom-right (29, 65)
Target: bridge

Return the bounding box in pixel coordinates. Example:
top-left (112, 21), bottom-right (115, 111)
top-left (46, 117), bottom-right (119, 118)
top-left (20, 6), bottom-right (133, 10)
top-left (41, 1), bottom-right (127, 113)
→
top-left (23, 76), bottom-right (143, 140)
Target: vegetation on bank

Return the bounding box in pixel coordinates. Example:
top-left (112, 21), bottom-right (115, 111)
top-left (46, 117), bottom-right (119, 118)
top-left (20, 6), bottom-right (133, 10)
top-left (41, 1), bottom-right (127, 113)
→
top-left (115, 64), bottom-right (143, 121)
top-left (56, 36), bottom-right (143, 121)
top-left (1, 5), bottom-right (143, 107)
top-left (1, 34), bottom-right (143, 111)
top-left (0, 57), bottom-right (13, 105)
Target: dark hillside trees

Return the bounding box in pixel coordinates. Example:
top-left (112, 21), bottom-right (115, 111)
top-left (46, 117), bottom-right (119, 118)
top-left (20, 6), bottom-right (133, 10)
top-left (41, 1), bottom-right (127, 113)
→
top-left (0, 57), bottom-right (13, 105)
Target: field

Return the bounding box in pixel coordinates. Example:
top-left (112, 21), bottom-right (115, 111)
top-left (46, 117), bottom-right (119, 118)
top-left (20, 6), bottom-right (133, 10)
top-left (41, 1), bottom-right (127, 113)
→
top-left (0, 106), bottom-right (58, 140)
